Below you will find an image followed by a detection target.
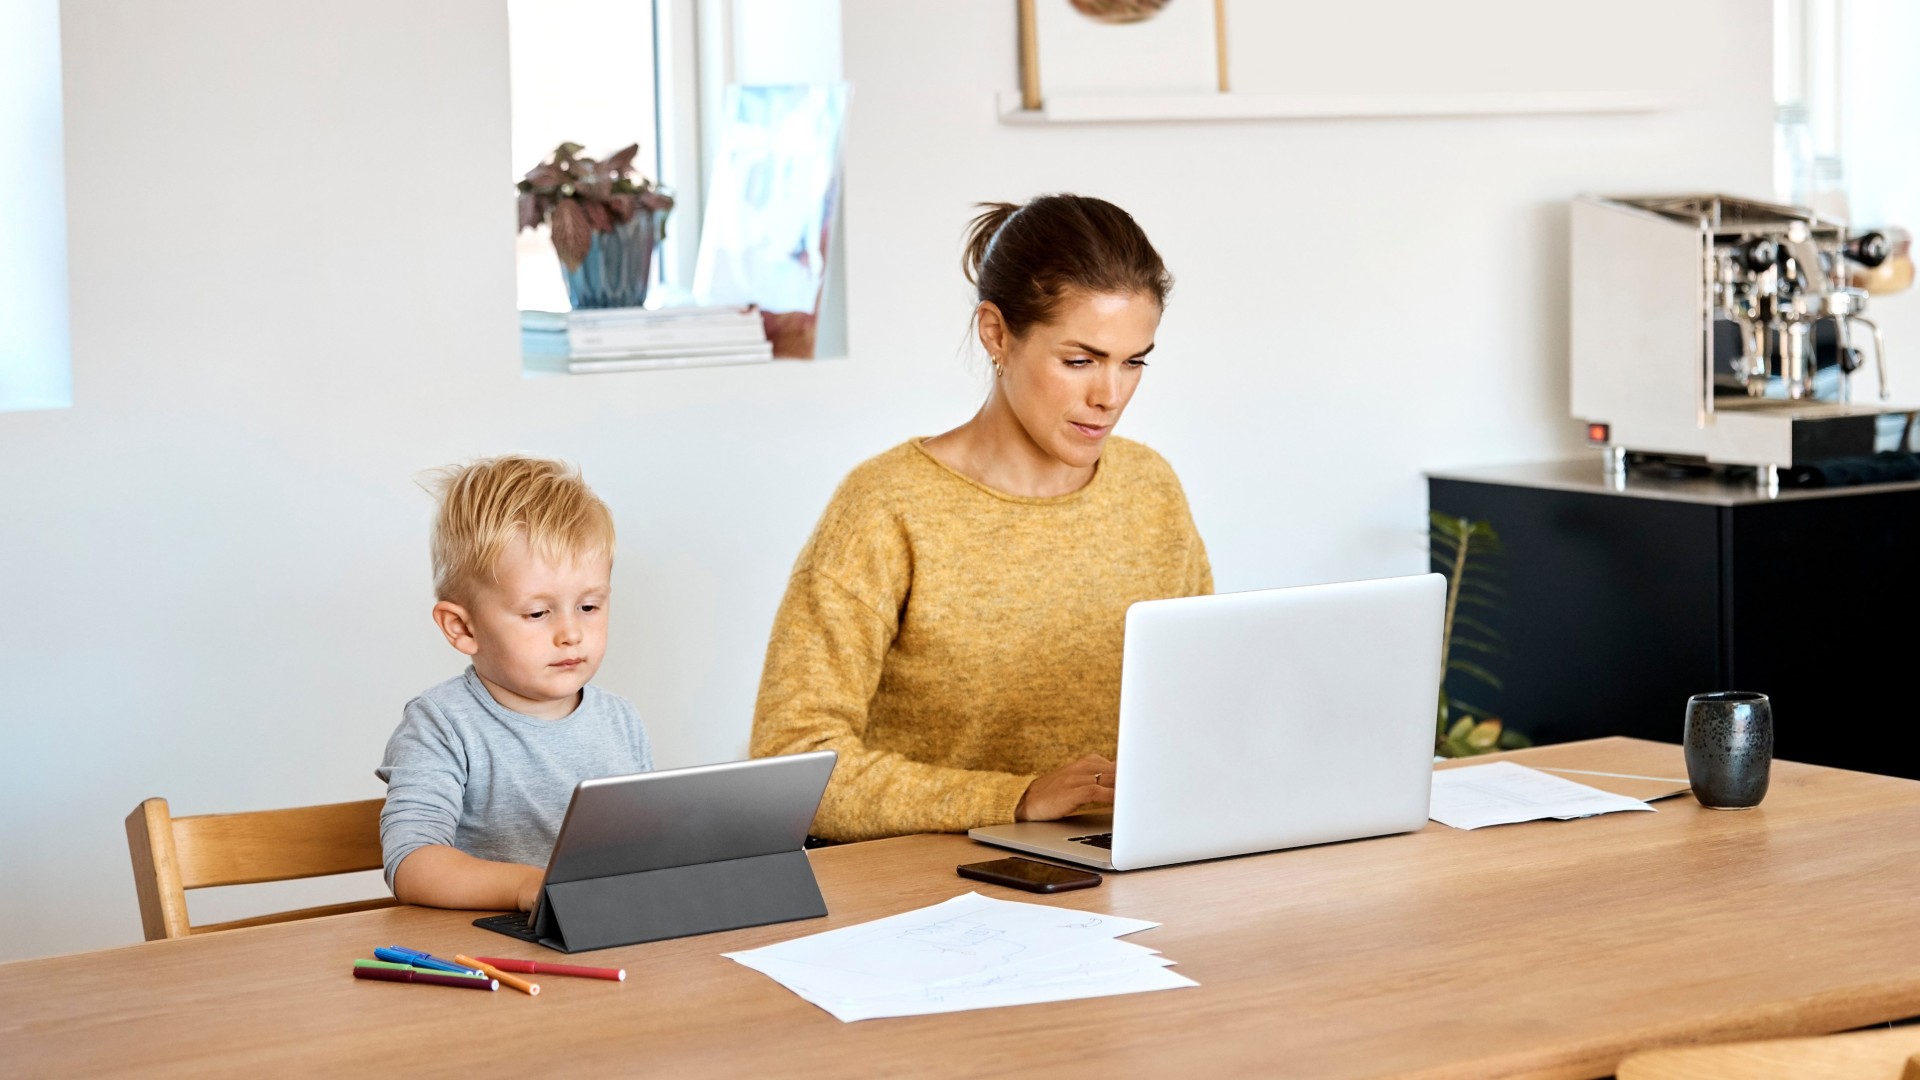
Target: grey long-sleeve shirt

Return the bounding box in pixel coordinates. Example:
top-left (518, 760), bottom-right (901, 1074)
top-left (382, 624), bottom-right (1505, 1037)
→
top-left (375, 667), bottom-right (653, 889)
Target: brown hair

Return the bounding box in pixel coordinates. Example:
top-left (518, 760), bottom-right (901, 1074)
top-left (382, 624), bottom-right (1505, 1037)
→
top-left (962, 194), bottom-right (1172, 339)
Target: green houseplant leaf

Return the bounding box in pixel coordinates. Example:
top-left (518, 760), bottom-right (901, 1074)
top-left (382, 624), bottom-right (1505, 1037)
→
top-left (1428, 511), bottom-right (1525, 757)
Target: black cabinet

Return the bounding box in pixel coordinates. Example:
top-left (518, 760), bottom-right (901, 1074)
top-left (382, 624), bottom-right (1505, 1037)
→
top-left (1427, 462), bottom-right (1920, 779)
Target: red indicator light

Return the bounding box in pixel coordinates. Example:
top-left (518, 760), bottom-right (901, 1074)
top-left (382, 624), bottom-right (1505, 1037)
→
top-left (1587, 423), bottom-right (1611, 444)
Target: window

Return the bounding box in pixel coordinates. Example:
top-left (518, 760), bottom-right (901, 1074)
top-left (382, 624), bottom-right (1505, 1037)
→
top-left (507, 0), bottom-right (848, 359)
top-left (508, 0), bottom-right (665, 313)
top-left (1, 0), bottom-right (72, 412)
top-left (1774, 0), bottom-right (1920, 229)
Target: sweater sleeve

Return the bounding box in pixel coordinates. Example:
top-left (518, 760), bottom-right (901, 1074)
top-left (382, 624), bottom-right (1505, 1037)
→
top-left (1163, 455), bottom-right (1213, 597)
top-left (1187, 523), bottom-right (1214, 597)
top-left (750, 566), bottom-right (1034, 842)
top-left (373, 699), bottom-right (467, 890)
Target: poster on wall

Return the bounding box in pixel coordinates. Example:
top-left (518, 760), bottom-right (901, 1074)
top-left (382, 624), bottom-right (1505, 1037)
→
top-left (1025, 0), bottom-right (1227, 104)
top-left (692, 83), bottom-right (850, 359)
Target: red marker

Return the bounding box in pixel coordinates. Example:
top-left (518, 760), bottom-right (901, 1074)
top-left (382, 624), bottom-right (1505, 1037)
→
top-left (474, 956), bottom-right (625, 981)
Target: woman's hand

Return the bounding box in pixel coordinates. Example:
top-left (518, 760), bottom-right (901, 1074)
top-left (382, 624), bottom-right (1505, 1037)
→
top-left (1015, 753), bottom-right (1117, 821)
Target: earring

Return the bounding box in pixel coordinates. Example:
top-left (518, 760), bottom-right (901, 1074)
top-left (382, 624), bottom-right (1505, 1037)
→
top-left (992, 358), bottom-right (1004, 377)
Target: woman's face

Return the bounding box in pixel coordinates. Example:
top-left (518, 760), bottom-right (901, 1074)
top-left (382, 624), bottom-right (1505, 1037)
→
top-left (983, 289), bottom-right (1161, 470)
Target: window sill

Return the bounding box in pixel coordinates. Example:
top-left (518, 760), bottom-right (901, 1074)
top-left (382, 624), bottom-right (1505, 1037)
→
top-left (521, 350), bottom-right (848, 378)
top-left (995, 89), bottom-right (1663, 125)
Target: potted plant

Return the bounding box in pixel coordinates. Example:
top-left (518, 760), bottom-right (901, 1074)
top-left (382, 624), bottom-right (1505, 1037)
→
top-left (516, 142), bottom-right (674, 310)
top-left (1429, 511), bottom-right (1531, 757)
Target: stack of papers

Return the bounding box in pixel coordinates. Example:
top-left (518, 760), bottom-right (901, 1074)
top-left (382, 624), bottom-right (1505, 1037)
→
top-left (724, 892), bottom-right (1196, 1022)
top-left (1429, 761), bottom-right (1658, 830)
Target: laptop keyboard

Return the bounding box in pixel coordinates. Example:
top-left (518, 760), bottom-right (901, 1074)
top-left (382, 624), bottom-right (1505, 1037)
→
top-left (1067, 833), bottom-right (1113, 849)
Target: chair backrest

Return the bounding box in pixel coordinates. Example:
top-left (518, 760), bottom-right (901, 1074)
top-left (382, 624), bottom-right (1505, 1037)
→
top-left (1617, 1026), bottom-right (1920, 1080)
top-left (125, 796), bottom-right (398, 940)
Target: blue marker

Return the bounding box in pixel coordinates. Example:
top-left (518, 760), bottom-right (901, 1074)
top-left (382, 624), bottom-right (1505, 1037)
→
top-left (375, 946), bottom-right (484, 977)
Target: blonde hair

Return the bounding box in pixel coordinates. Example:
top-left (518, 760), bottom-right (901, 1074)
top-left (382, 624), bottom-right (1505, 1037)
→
top-left (427, 455), bottom-right (615, 601)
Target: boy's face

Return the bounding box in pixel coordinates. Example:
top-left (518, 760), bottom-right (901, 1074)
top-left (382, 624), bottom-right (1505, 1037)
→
top-left (434, 538), bottom-right (612, 720)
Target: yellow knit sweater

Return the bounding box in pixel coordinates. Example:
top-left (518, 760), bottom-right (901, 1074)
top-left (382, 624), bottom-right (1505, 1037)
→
top-left (750, 436), bottom-right (1212, 842)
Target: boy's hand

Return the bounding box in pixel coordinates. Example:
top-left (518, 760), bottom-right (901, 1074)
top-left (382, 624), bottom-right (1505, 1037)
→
top-left (391, 845), bottom-right (548, 912)
top-left (515, 865), bottom-right (545, 912)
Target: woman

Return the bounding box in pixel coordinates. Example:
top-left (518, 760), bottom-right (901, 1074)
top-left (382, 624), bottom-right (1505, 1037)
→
top-left (751, 193), bottom-right (1211, 841)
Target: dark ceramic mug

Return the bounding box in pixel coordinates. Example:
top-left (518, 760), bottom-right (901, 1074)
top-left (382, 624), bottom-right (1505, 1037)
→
top-left (1684, 691), bottom-right (1774, 809)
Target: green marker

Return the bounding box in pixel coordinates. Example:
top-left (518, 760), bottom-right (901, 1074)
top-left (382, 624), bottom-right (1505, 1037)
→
top-left (353, 958), bottom-right (492, 984)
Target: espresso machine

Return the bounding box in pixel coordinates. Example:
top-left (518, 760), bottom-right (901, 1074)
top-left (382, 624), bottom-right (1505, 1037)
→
top-left (1570, 194), bottom-right (1916, 495)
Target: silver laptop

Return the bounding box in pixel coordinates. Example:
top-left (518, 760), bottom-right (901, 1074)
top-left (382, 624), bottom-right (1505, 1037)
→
top-left (969, 574), bottom-right (1444, 871)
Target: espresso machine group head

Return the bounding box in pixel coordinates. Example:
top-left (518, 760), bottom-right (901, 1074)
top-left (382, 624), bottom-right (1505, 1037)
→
top-left (1570, 194), bottom-right (1914, 494)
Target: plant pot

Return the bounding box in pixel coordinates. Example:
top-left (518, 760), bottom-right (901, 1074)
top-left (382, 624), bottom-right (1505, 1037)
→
top-left (562, 208), bottom-right (663, 310)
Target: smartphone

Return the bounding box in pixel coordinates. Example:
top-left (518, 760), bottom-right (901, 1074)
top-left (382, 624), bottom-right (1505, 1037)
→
top-left (956, 856), bottom-right (1103, 893)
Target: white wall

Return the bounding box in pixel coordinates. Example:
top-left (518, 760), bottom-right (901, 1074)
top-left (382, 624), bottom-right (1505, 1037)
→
top-left (847, 1), bottom-right (1771, 586)
top-left (0, 0), bottom-right (1769, 962)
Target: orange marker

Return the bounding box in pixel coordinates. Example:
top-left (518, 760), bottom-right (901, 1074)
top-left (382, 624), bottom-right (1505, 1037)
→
top-left (455, 954), bottom-right (539, 996)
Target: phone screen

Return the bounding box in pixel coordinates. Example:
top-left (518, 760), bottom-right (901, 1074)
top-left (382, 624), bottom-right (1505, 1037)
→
top-left (957, 857), bottom-right (1102, 891)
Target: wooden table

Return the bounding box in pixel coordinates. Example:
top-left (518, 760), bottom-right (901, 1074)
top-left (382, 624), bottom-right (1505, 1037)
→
top-left (1617, 1025), bottom-right (1920, 1079)
top-left (6, 738), bottom-right (1919, 1078)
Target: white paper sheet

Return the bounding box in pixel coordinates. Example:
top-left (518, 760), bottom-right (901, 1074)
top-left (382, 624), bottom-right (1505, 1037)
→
top-left (724, 892), bottom-right (1195, 1022)
top-left (1430, 761), bottom-right (1656, 830)
top-left (825, 962), bottom-right (1197, 1023)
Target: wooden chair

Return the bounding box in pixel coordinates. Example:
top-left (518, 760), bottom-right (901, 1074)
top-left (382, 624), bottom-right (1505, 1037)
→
top-left (125, 796), bottom-right (398, 940)
top-left (1617, 1026), bottom-right (1920, 1080)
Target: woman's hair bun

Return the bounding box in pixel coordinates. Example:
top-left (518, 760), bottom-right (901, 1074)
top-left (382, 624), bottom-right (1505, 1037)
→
top-left (962, 194), bottom-right (1171, 338)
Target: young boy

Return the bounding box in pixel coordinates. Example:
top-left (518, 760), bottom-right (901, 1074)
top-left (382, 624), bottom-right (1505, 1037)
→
top-left (377, 455), bottom-right (651, 911)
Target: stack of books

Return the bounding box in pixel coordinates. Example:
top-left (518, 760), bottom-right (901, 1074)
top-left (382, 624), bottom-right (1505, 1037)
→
top-left (521, 305), bottom-right (773, 373)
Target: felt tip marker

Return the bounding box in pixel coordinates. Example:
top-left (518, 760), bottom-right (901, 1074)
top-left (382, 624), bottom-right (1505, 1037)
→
top-left (353, 965), bottom-right (497, 991)
top-left (454, 954), bottom-right (539, 997)
top-left (474, 957), bottom-right (625, 981)
top-left (354, 958), bottom-right (492, 984)
top-left (374, 946), bottom-right (484, 977)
